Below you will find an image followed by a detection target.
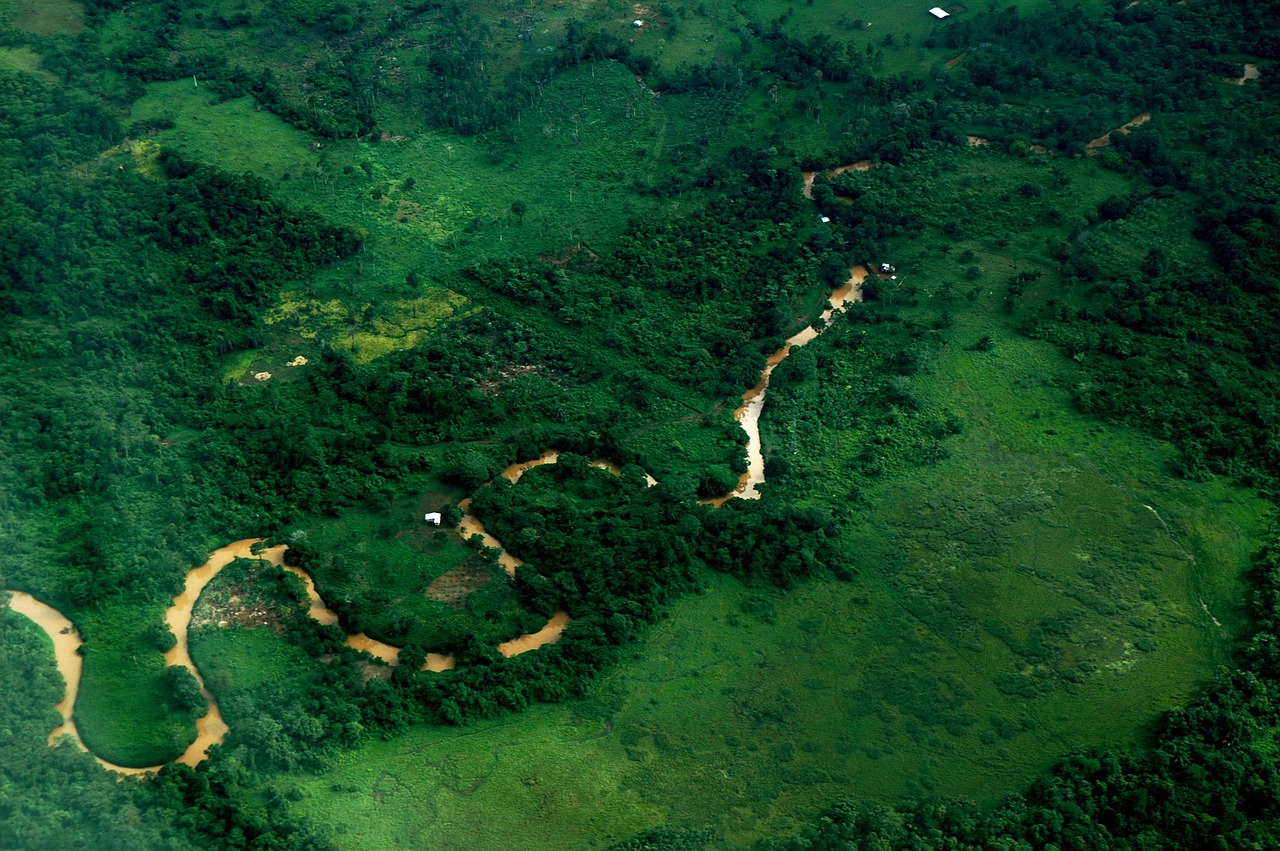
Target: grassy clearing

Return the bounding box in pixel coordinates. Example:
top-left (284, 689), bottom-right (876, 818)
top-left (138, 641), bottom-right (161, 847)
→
top-left (0, 45), bottom-right (57, 84)
top-left (0, 0), bottom-right (84, 36)
top-left (260, 289), bottom-right (470, 366)
top-left (1075, 188), bottom-right (1214, 280)
top-left (191, 628), bottom-right (318, 725)
top-left (128, 60), bottom-right (670, 288)
top-left (126, 62), bottom-right (688, 366)
top-left (620, 401), bottom-right (744, 483)
top-left (282, 699), bottom-right (663, 851)
top-left (732, 0), bottom-right (1102, 80)
top-left (239, 127), bottom-right (1268, 847)
top-left (280, 241), bottom-right (1266, 844)
top-left (283, 480), bottom-right (1261, 851)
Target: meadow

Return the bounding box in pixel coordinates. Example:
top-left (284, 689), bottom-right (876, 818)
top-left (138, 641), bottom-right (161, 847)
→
top-left (127, 60), bottom-right (672, 295)
top-left (72, 608), bottom-right (202, 766)
top-left (0, 0), bottom-right (84, 36)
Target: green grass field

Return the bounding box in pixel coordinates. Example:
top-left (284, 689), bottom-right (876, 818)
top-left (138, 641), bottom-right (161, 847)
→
top-left (279, 325), bottom-right (1266, 849)
top-left (74, 608), bottom-right (196, 767)
top-left (281, 467), bottom-right (1260, 849)
top-left (191, 627), bottom-right (319, 727)
top-left (2, 1), bottom-right (1270, 845)
top-left (127, 60), bottom-right (671, 294)
top-left (284, 294), bottom-right (1264, 845)
top-left (0, 45), bottom-right (57, 84)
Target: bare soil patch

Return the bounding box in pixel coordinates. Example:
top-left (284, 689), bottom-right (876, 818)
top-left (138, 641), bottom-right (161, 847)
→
top-left (426, 560), bottom-right (493, 608)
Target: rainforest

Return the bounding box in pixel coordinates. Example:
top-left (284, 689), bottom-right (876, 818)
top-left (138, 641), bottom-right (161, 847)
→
top-left (1, 0), bottom-right (1279, 848)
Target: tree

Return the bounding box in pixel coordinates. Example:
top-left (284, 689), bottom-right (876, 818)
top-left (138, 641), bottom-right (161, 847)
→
top-left (511, 199), bottom-right (527, 225)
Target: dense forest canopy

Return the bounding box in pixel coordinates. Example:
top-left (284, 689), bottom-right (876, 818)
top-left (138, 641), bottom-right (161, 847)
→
top-left (1, 0), bottom-right (1279, 847)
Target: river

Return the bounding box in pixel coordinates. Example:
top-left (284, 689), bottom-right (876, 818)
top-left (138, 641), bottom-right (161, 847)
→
top-left (2, 533), bottom-right (567, 772)
top-left (6, 161), bottom-right (869, 775)
top-left (701, 266), bottom-right (866, 506)
top-left (1087, 112), bottom-right (1152, 153)
top-left (802, 161), bottom-right (871, 200)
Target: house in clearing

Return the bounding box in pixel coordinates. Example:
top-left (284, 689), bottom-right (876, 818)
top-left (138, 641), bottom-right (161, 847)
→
top-left (425, 512), bottom-right (442, 525)
top-left (929, 7), bottom-right (950, 18)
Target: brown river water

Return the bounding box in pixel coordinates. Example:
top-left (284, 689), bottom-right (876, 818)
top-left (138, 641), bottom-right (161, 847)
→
top-left (701, 266), bottom-right (866, 507)
top-left (2, 534), bottom-right (561, 772)
top-left (802, 161), bottom-right (872, 200)
top-left (1227, 63), bottom-right (1260, 85)
top-left (5, 162), bottom-right (868, 775)
top-left (1087, 112), bottom-right (1152, 153)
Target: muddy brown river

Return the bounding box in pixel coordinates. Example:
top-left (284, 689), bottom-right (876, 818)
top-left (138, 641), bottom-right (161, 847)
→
top-left (1087, 112), bottom-right (1152, 153)
top-left (802, 161), bottom-right (872, 199)
top-left (5, 162), bottom-right (869, 775)
top-left (3, 534), bottom-right (565, 772)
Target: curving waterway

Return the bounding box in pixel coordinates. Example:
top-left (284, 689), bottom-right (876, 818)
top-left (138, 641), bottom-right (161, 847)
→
top-left (2, 534), bottom-right (567, 773)
top-left (4, 161), bottom-right (868, 776)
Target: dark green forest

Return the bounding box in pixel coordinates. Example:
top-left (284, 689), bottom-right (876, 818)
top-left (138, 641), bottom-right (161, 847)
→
top-left (2, 0), bottom-right (1279, 847)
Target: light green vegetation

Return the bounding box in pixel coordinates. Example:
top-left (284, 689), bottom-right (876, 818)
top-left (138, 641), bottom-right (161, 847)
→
top-left (6, 461), bottom-right (203, 769)
top-left (282, 696), bottom-right (661, 851)
top-left (219, 349), bottom-right (258, 383)
top-left (192, 628), bottom-right (317, 719)
top-left (257, 288), bottom-right (470, 368)
top-left (208, 119), bottom-right (1271, 844)
top-left (621, 402), bottom-right (747, 485)
top-left (0, 45), bottom-right (56, 84)
top-left (128, 60), bottom-right (671, 294)
top-left (277, 161), bottom-right (1269, 840)
top-left (128, 81), bottom-right (322, 190)
top-left (282, 488), bottom-right (1261, 851)
top-left (1073, 187), bottom-right (1214, 280)
top-left (735, 0), bottom-right (1103, 80)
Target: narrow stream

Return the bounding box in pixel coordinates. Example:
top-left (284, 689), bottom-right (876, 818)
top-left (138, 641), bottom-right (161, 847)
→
top-left (700, 266), bottom-right (867, 507)
top-left (1226, 63), bottom-right (1260, 85)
